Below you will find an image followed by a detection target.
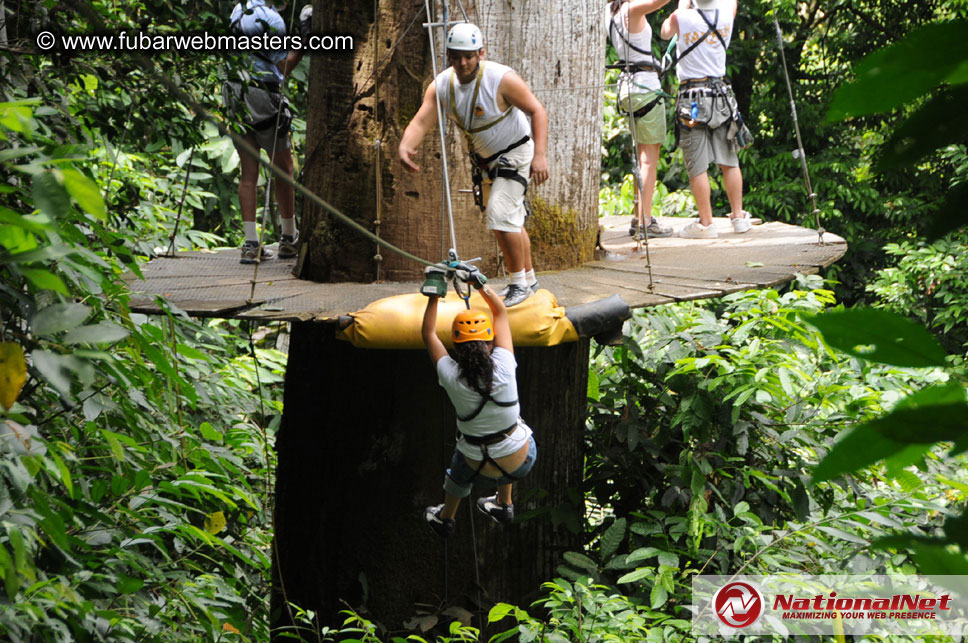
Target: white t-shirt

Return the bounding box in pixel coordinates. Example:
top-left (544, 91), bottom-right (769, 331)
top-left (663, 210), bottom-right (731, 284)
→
top-left (675, 2), bottom-right (734, 81)
top-left (437, 346), bottom-right (532, 460)
top-left (608, 3), bottom-right (661, 92)
top-left (434, 61), bottom-right (532, 159)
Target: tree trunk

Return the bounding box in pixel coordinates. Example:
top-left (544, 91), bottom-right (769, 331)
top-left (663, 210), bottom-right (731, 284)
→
top-left (272, 327), bottom-right (588, 634)
top-left (274, 0), bottom-right (603, 635)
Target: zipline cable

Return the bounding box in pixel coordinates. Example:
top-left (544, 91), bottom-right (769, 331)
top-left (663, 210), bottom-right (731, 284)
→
top-left (373, 0), bottom-right (384, 281)
top-left (770, 0), bottom-right (824, 245)
top-left (423, 0), bottom-right (460, 260)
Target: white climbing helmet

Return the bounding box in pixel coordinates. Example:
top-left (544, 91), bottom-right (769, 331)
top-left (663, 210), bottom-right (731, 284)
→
top-left (446, 23), bottom-right (483, 51)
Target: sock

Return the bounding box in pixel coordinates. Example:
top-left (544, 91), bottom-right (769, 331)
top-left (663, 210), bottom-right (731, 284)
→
top-left (525, 269), bottom-right (536, 287)
top-left (281, 217), bottom-right (296, 236)
top-left (243, 221), bottom-right (258, 243)
top-left (511, 270), bottom-right (527, 288)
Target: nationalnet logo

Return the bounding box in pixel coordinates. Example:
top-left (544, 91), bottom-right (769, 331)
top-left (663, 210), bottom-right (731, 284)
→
top-left (713, 581), bottom-right (764, 628)
top-left (692, 575), bottom-right (968, 636)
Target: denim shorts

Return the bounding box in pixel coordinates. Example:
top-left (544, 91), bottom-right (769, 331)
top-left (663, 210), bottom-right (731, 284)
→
top-left (443, 435), bottom-right (537, 498)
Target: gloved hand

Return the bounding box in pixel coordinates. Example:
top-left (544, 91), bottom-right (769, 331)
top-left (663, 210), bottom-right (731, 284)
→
top-left (299, 4), bottom-right (313, 35)
top-left (421, 265), bottom-right (448, 297)
top-left (456, 266), bottom-right (487, 290)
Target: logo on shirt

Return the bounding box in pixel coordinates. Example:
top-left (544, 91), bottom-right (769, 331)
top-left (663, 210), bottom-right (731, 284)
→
top-left (474, 104), bottom-right (484, 117)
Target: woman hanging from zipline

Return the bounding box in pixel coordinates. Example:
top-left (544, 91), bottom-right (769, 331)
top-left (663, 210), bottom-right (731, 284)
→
top-left (420, 267), bottom-right (537, 538)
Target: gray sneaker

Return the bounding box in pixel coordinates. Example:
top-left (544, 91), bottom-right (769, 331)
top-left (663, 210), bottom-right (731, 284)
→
top-left (278, 231), bottom-right (299, 258)
top-left (240, 241), bottom-right (275, 264)
top-left (498, 281), bottom-right (539, 297)
top-left (644, 219), bottom-right (673, 238)
top-left (503, 283), bottom-right (532, 307)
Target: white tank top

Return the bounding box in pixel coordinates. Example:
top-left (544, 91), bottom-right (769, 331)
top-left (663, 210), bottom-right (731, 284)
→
top-left (676, 2), bottom-right (734, 81)
top-left (435, 61), bottom-right (531, 159)
top-left (608, 3), bottom-right (660, 92)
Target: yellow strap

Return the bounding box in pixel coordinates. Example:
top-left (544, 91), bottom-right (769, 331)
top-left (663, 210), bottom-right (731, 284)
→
top-left (448, 62), bottom-right (514, 139)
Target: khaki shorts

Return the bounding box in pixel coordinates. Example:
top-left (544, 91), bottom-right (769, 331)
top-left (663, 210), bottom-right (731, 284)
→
top-left (223, 81), bottom-right (292, 155)
top-left (617, 86), bottom-right (667, 145)
top-left (485, 138), bottom-right (533, 232)
top-left (679, 122), bottom-right (739, 178)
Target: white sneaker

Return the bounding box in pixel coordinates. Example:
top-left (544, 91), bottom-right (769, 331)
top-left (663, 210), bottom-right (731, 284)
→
top-left (679, 220), bottom-right (718, 239)
top-left (730, 211), bottom-right (752, 234)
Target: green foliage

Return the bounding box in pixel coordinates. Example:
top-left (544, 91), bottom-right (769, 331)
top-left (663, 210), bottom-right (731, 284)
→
top-left (547, 281), bottom-right (964, 638)
top-left (0, 90), bottom-right (285, 641)
top-left (868, 229), bottom-right (968, 353)
top-left (489, 579), bottom-right (652, 642)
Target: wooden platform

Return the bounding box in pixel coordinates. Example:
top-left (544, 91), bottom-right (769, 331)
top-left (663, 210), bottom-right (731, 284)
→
top-left (124, 216), bottom-right (846, 323)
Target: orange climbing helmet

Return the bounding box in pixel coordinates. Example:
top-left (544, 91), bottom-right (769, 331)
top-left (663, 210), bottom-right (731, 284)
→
top-left (452, 309), bottom-right (493, 344)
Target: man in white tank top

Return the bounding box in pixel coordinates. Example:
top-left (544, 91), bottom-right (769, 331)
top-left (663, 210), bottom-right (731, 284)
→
top-left (662, 0), bottom-right (752, 239)
top-left (398, 23), bottom-right (549, 308)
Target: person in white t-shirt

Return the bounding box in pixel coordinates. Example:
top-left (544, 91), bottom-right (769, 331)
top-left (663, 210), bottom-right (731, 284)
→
top-left (608, 0), bottom-right (674, 240)
top-left (662, 0), bottom-right (752, 239)
top-left (420, 271), bottom-right (537, 538)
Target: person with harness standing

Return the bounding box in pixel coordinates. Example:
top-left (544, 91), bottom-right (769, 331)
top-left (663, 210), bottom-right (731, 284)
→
top-left (661, 0), bottom-right (752, 239)
top-left (419, 267), bottom-right (537, 537)
top-left (608, 0), bottom-right (675, 240)
top-left (222, 1), bottom-right (310, 263)
top-left (399, 23), bottom-right (549, 308)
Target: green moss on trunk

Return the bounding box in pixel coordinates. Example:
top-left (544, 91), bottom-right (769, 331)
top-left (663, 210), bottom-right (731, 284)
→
top-left (528, 196), bottom-right (597, 270)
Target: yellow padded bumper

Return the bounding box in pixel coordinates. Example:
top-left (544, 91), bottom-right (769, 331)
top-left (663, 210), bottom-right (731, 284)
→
top-left (338, 288), bottom-right (579, 349)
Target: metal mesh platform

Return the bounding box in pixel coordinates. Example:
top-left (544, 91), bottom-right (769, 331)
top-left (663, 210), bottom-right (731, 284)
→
top-left (123, 216), bottom-right (846, 322)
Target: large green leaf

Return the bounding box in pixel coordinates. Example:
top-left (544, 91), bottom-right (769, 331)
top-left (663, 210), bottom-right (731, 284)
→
top-left (61, 168), bottom-right (107, 220)
top-left (600, 517), bottom-right (626, 560)
top-left (924, 181), bottom-right (968, 241)
top-left (19, 267), bottom-right (69, 295)
top-left (876, 86), bottom-right (968, 170)
top-left (63, 322), bottom-right (130, 345)
top-left (875, 535), bottom-right (968, 581)
top-left (827, 20), bottom-right (968, 121)
top-left (31, 303), bottom-right (91, 336)
top-left (803, 308), bottom-right (947, 367)
top-left (812, 384), bottom-right (968, 484)
top-left (31, 171), bottom-right (71, 219)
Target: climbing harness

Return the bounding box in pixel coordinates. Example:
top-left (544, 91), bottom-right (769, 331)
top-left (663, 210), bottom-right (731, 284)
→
top-left (771, 0), bottom-right (824, 245)
top-left (448, 62), bottom-right (532, 214)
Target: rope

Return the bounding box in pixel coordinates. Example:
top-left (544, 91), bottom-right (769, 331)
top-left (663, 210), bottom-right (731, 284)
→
top-left (771, 0), bottom-right (824, 245)
top-left (373, 0), bottom-right (384, 280)
top-left (612, 4), bottom-right (656, 290)
top-left (467, 499), bottom-right (482, 622)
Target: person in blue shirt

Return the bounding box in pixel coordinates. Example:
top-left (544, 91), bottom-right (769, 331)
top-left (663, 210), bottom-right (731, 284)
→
top-left (223, 1), bottom-right (311, 263)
